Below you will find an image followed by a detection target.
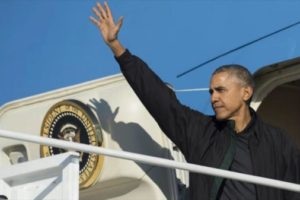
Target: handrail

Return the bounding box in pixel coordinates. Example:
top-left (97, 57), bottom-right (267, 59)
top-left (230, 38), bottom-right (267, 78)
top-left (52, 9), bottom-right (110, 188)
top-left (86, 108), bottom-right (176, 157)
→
top-left (0, 129), bottom-right (299, 193)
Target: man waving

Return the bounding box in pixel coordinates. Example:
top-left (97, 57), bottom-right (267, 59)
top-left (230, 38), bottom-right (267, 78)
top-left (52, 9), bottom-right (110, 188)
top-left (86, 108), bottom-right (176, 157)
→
top-left (90, 2), bottom-right (300, 200)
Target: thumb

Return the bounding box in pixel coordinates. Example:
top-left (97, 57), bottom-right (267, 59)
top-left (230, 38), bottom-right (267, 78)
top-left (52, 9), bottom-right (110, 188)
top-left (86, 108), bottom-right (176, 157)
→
top-left (116, 16), bottom-right (124, 30)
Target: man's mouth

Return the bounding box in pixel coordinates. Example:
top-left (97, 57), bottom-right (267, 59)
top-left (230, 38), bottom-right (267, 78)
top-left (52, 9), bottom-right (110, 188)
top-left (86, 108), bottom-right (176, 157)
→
top-left (213, 106), bottom-right (224, 111)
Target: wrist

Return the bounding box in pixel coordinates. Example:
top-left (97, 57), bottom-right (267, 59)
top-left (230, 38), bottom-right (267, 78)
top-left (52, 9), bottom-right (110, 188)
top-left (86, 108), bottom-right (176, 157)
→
top-left (107, 39), bottom-right (125, 57)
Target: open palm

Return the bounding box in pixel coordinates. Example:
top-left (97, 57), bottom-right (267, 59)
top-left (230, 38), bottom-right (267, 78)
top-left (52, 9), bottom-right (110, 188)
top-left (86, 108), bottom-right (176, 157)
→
top-left (90, 2), bottom-right (123, 44)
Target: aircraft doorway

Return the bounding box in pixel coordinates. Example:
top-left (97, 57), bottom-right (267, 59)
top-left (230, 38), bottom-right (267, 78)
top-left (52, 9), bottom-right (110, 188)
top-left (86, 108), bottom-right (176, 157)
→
top-left (256, 79), bottom-right (300, 147)
top-left (252, 57), bottom-right (300, 148)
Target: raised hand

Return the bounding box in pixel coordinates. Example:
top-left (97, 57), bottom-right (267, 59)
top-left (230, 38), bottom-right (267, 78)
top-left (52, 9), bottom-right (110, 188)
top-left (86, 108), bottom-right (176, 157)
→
top-left (90, 2), bottom-right (123, 46)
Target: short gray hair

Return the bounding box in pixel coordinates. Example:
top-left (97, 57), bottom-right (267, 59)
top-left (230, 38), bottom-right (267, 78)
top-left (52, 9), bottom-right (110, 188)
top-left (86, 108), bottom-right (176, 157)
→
top-left (212, 64), bottom-right (255, 89)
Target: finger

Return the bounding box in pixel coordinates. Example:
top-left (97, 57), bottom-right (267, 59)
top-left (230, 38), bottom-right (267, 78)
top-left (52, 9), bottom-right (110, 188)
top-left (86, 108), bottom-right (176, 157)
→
top-left (89, 16), bottom-right (100, 26)
top-left (97, 2), bottom-right (107, 19)
top-left (92, 7), bottom-right (103, 21)
top-left (104, 1), bottom-right (112, 19)
top-left (116, 16), bottom-right (124, 30)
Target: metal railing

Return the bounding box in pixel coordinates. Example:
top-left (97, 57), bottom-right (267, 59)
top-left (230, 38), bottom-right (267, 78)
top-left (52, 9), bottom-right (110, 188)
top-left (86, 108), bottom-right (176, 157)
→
top-left (0, 129), bottom-right (299, 193)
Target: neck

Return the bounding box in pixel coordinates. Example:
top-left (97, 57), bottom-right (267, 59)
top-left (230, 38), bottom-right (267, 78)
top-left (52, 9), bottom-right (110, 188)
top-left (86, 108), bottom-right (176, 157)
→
top-left (232, 107), bottom-right (251, 133)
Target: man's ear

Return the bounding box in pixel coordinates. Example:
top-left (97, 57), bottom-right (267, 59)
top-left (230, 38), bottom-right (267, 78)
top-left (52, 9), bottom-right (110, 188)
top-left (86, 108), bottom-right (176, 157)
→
top-left (243, 86), bottom-right (253, 102)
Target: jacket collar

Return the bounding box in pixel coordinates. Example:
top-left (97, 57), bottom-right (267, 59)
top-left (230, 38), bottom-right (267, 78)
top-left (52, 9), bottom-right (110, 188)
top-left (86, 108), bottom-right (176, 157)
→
top-left (249, 107), bottom-right (261, 144)
top-left (213, 107), bottom-right (259, 140)
top-left (221, 108), bottom-right (263, 146)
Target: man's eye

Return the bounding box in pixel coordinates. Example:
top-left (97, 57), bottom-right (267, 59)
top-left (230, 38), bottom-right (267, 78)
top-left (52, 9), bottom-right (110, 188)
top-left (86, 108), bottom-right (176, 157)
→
top-left (217, 88), bottom-right (225, 93)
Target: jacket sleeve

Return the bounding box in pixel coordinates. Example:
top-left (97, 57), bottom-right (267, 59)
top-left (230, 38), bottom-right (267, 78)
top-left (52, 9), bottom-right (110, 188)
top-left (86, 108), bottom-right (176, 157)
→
top-left (115, 49), bottom-right (210, 157)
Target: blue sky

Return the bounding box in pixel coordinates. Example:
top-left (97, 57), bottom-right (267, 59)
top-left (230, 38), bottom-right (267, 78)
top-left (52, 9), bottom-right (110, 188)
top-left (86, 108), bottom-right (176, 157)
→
top-left (1, 0), bottom-right (300, 114)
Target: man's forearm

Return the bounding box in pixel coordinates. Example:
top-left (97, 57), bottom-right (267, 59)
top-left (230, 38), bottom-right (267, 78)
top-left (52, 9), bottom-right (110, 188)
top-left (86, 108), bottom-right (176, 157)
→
top-left (108, 40), bottom-right (126, 57)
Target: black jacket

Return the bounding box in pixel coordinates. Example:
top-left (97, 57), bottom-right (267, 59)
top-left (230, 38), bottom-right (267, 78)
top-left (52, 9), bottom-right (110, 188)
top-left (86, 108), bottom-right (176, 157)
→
top-left (116, 50), bottom-right (300, 200)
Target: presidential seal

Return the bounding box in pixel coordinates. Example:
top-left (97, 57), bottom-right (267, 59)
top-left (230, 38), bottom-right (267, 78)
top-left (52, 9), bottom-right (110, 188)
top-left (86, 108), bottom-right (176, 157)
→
top-left (40, 99), bottom-right (104, 189)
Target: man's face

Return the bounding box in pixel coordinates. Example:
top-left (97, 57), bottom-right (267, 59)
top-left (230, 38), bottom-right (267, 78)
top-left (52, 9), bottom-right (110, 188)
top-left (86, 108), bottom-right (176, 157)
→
top-left (209, 72), bottom-right (251, 121)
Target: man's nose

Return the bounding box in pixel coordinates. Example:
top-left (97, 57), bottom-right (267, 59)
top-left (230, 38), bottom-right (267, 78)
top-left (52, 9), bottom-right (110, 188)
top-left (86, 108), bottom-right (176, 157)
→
top-left (211, 92), bottom-right (219, 103)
